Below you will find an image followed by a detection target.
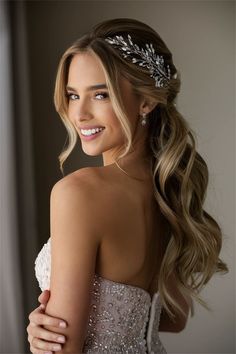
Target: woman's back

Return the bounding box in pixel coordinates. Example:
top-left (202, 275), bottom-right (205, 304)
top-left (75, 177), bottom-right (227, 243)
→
top-left (78, 164), bottom-right (169, 297)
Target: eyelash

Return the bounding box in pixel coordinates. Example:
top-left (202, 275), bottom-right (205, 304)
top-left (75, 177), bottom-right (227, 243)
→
top-left (66, 92), bottom-right (109, 101)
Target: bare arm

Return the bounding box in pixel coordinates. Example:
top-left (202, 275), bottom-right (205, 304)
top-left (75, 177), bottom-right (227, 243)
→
top-left (42, 175), bottom-right (101, 353)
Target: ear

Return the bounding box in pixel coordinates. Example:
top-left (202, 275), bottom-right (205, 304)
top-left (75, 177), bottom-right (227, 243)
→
top-left (139, 97), bottom-right (158, 115)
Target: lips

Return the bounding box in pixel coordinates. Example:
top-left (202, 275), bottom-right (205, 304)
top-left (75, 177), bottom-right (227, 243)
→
top-left (80, 127), bottom-right (105, 136)
top-left (80, 126), bottom-right (105, 141)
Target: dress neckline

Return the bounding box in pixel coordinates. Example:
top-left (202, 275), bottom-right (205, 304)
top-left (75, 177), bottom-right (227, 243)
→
top-left (94, 272), bottom-right (159, 302)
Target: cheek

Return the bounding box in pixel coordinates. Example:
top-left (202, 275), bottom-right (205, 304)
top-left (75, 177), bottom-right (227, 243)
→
top-left (67, 103), bottom-right (82, 127)
top-left (108, 113), bottom-right (123, 132)
top-left (100, 106), bottom-right (120, 129)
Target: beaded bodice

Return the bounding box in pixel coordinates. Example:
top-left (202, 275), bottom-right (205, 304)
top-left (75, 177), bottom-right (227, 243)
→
top-left (35, 238), bottom-right (167, 353)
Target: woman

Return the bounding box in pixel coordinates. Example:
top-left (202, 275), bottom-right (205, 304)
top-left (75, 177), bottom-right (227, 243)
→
top-left (27, 18), bottom-right (228, 353)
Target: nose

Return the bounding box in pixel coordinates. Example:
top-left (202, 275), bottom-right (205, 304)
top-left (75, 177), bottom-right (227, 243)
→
top-left (70, 97), bottom-right (93, 126)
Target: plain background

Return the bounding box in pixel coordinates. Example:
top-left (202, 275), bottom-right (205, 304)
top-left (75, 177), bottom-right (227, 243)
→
top-left (1, 1), bottom-right (235, 353)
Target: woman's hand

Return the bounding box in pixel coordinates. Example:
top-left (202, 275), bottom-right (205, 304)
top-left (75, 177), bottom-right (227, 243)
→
top-left (27, 290), bottom-right (67, 354)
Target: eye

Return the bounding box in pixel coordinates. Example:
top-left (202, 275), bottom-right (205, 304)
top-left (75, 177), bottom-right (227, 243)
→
top-left (94, 92), bottom-right (109, 100)
top-left (65, 91), bottom-right (109, 101)
top-left (66, 93), bottom-right (78, 100)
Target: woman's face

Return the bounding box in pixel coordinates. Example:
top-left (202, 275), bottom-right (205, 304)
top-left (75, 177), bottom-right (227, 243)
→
top-left (66, 51), bottom-right (145, 164)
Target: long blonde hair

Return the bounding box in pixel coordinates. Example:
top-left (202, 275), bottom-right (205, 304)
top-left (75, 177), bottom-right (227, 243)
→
top-left (53, 18), bottom-right (228, 320)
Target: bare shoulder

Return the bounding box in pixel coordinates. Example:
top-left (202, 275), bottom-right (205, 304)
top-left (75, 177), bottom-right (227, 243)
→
top-left (50, 166), bottom-right (111, 215)
top-left (51, 166), bottom-right (110, 200)
top-left (52, 166), bottom-right (100, 191)
top-left (50, 167), bottom-right (105, 246)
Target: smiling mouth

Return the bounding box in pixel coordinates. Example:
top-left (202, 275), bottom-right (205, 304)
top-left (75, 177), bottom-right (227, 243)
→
top-left (80, 127), bottom-right (105, 136)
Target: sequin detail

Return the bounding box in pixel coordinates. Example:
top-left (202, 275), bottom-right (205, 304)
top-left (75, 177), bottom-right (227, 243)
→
top-left (34, 237), bottom-right (167, 353)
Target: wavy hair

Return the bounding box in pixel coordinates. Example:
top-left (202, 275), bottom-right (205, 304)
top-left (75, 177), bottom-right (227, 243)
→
top-left (53, 18), bottom-right (228, 320)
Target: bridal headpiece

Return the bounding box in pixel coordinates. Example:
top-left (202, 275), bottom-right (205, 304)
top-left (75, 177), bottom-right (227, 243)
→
top-left (105, 34), bottom-right (177, 89)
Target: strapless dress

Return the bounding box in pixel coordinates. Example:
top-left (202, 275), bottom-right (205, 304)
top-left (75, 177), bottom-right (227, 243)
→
top-left (35, 237), bottom-right (167, 353)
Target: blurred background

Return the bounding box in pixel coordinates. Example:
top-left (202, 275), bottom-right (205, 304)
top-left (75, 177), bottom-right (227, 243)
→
top-left (0, 1), bottom-right (235, 353)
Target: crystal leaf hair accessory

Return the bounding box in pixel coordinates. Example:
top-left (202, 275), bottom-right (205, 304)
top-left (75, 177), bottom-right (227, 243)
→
top-left (105, 34), bottom-right (176, 88)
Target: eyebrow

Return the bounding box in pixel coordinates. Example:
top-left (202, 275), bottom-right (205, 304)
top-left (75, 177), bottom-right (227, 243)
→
top-left (66, 84), bottom-right (108, 92)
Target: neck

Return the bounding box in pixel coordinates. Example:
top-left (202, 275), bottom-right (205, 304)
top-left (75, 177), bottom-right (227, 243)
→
top-left (103, 146), bottom-right (153, 181)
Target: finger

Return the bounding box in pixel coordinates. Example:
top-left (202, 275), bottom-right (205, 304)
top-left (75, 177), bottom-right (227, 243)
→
top-left (27, 323), bottom-right (37, 337)
top-left (29, 345), bottom-right (37, 354)
top-left (28, 334), bottom-right (33, 344)
top-left (30, 344), bottom-right (45, 354)
top-left (28, 305), bottom-right (46, 324)
top-left (27, 323), bottom-right (66, 345)
top-left (30, 344), bottom-right (52, 354)
top-left (31, 336), bottom-right (62, 352)
top-left (29, 304), bottom-right (45, 318)
top-left (38, 290), bottom-right (50, 304)
top-left (29, 308), bottom-right (67, 329)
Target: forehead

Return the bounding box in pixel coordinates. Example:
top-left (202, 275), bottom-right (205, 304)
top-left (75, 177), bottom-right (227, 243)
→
top-left (67, 51), bottom-right (136, 100)
top-left (67, 52), bottom-right (105, 84)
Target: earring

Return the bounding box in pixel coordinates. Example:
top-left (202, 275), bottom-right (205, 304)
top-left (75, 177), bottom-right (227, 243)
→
top-left (140, 112), bottom-right (148, 126)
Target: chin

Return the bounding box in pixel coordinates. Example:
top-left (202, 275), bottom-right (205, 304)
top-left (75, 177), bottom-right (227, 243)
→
top-left (81, 146), bottom-right (103, 157)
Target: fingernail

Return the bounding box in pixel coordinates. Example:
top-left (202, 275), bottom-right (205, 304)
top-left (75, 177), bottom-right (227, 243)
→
top-left (57, 335), bottom-right (65, 343)
top-left (59, 321), bottom-right (67, 328)
top-left (44, 352), bottom-right (52, 354)
top-left (53, 344), bottom-right (62, 351)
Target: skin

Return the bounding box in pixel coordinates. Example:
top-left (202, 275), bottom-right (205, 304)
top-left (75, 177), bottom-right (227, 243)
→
top-left (27, 50), bottom-right (189, 353)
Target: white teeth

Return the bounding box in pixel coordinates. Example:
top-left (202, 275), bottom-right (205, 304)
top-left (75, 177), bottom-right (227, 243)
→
top-left (81, 127), bottom-right (104, 136)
